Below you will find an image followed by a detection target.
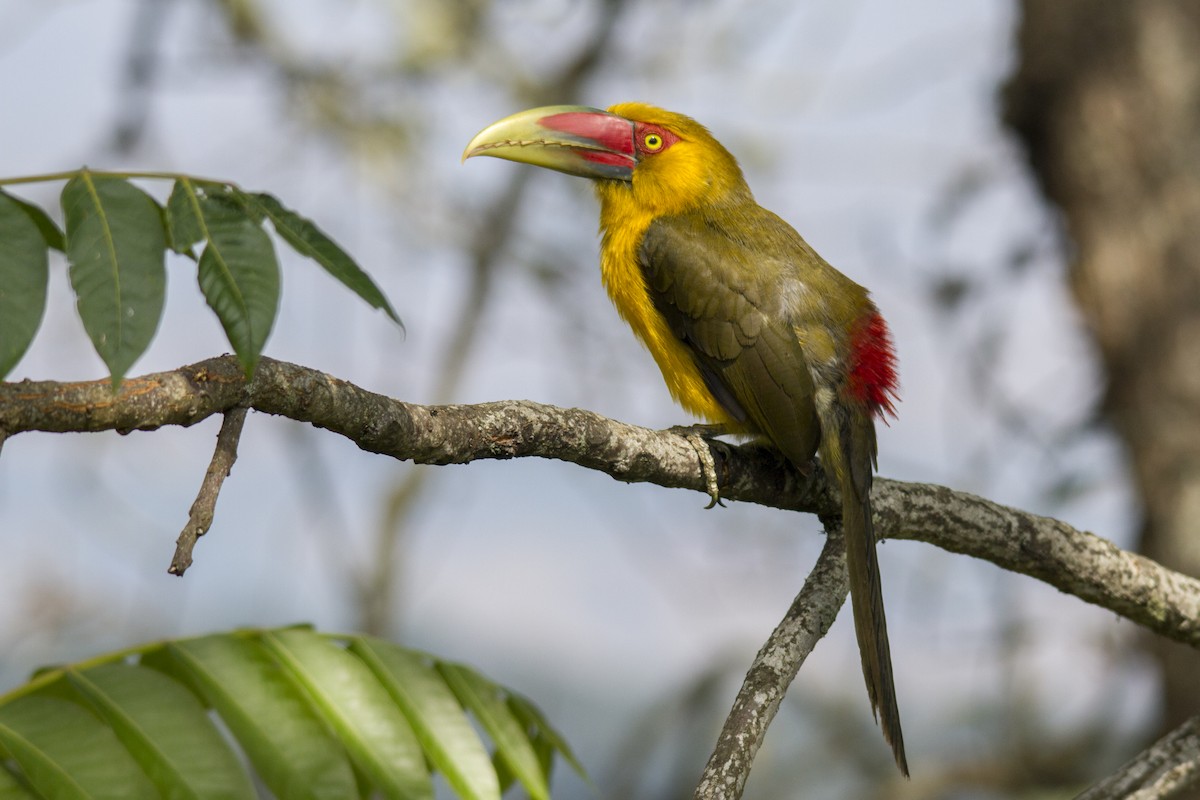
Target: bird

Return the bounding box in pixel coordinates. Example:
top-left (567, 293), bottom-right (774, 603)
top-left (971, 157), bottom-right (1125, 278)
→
top-left (463, 103), bottom-right (906, 774)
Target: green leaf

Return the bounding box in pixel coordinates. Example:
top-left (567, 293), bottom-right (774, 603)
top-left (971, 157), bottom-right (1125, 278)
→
top-left (2, 191), bottom-right (64, 252)
top-left (188, 189), bottom-right (280, 376)
top-left (66, 663), bottom-right (256, 800)
top-left (225, 188), bottom-right (265, 224)
top-left (147, 634), bottom-right (359, 800)
top-left (438, 663), bottom-right (551, 800)
top-left (263, 629), bottom-right (433, 800)
top-left (352, 638), bottom-right (499, 800)
top-left (165, 180), bottom-right (203, 257)
top-left (0, 628), bottom-right (582, 800)
top-left (508, 692), bottom-right (588, 781)
top-left (0, 695), bottom-right (157, 800)
top-left (243, 191), bottom-right (402, 326)
top-left (0, 766), bottom-right (36, 799)
top-left (61, 172), bottom-right (166, 386)
top-left (0, 192), bottom-right (49, 378)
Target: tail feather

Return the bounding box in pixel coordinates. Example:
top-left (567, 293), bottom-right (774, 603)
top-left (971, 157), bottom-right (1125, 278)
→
top-left (822, 408), bottom-right (908, 776)
top-left (842, 474), bottom-right (908, 776)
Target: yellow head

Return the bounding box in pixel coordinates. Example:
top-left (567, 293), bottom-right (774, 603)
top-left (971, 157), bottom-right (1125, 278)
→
top-left (463, 103), bottom-right (751, 216)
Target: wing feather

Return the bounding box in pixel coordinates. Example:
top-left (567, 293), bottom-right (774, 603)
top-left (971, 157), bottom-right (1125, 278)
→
top-left (638, 214), bottom-right (820, 464)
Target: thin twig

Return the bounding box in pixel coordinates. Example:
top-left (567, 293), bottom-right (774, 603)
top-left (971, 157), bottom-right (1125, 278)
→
top-left (694, 531), bottom-right (850, 800)
top-left (1074, 716), bottom-right (1200, 800)
top-left (168, 406), bottom-right (248, 576)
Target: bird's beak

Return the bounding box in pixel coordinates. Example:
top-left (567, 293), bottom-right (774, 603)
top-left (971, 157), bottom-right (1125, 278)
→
top-left (462, 105), bottom-right (635, 182)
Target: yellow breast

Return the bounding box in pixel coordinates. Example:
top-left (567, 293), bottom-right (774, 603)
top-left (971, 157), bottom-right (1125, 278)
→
top-left (596, 204), bottom-right (740, 427)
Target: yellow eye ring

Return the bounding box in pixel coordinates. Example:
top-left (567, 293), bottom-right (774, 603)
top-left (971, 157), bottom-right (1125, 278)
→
top-left (643, 133), bottom-right (663, 151)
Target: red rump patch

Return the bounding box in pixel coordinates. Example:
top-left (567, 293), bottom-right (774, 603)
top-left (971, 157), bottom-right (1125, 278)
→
top-left (848, 311), bottom-right (899, 419)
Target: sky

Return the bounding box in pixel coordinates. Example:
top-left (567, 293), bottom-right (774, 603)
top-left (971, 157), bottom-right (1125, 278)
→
top-left (0, 1), bottom-right (1147, 796)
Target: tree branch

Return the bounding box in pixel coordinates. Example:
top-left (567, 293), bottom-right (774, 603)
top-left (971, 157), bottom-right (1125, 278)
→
top-left (1074, 716), bottom-right (1200, 800)
top-left (694, 531), bottom-right (849, 800)
top-left (169, 406), bottom-right (248, 576)
top-left (2, 355), bottom-right (1199, 650)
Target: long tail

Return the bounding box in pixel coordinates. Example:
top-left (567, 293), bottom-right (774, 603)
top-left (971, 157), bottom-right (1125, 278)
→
top-left (822, 410), bottom-right (908, 776)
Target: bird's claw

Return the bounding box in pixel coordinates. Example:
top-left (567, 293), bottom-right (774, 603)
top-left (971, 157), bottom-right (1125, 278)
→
top-left (670, 425), bottom-right (726, 509)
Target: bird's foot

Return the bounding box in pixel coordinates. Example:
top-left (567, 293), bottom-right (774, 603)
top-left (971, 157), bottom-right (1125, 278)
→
top-left (668, 424), bottom-right (728, 509)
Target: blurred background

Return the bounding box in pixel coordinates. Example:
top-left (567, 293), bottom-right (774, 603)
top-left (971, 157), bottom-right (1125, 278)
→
top-left (2, 1), bottom-right (1196, 797)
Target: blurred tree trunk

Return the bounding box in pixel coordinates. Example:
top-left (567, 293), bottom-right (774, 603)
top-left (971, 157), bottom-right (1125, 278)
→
top-left (1003, 0), bottom-right (1200, 766)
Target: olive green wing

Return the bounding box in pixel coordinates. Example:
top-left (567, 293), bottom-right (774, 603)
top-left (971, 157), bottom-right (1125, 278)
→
top-left (638, 213), bottom-right (821, 466)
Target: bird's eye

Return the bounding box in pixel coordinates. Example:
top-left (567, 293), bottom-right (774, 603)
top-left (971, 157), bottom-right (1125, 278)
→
top-left (643, 133), bottom-right (664, 151)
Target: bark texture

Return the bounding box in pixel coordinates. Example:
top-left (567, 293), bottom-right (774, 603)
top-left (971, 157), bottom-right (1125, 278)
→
top-left (1003, 0), bottom-right (1200, 760)
top-left (6, 358), bottom-right (1200, 793)
top-left (3, 356), bottom-right (1199, 649)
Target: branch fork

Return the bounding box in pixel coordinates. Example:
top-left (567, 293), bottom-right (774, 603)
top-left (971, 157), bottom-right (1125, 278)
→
top-left (4, 355), bottom-right (1200, 796)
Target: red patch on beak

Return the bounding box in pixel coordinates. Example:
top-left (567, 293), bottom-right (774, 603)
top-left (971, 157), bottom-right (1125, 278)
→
top-left (539, 112), bottom-right (636, 157)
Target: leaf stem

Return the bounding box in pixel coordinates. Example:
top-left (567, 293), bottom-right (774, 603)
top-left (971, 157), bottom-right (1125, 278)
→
top-left (0, 169), bottom-right (236, 190)
top-left (0, 639), bottom-right (168, 704)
